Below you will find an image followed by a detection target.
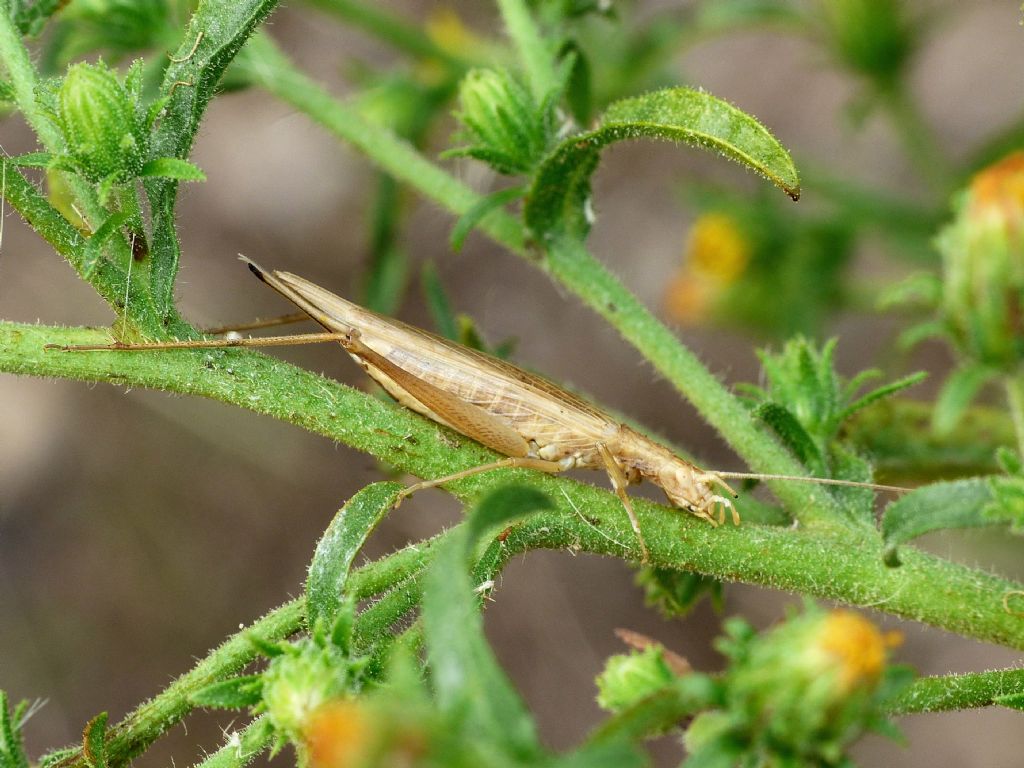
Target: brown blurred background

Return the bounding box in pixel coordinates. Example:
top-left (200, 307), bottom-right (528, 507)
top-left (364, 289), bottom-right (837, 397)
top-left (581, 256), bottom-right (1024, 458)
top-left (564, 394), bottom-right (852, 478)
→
top-left (2, 1), bottom-right (1024, 765)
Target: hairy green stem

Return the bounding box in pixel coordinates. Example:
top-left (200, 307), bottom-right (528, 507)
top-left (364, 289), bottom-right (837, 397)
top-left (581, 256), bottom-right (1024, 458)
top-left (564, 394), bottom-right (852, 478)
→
top-left (1004, 375), bottom-right (1024, 459)
top-left (881, 85), bottom-right (952, 196)
top-left (887, 668), bottom-right (1024, 715)
top-left (6, 322), bottom-right (1024, 653)
top-left (496, 0), bottom-right (558, 101)
top-left (42, 534), bottom-right (438, 768)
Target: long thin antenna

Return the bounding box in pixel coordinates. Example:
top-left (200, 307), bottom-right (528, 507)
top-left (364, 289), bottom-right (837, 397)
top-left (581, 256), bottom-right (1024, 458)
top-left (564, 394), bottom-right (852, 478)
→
top-left (714, 471), bottom-right (909, 494)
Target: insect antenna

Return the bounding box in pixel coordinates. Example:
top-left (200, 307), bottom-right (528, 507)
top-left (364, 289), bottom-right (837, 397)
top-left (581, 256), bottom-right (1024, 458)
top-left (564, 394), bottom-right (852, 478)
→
top-left (713, 471), bottom-right (909, 494)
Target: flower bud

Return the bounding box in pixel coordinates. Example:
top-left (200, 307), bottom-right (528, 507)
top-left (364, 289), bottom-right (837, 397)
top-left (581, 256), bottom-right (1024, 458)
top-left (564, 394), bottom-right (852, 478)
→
top-left (820, 0), bottom-right (914, 88)
top-left (938, 152), bottom-right (1024, 370)
top-left (596, 645), bottom-right (679, 712)
top-left (261, 641), bottom-right (350, 741)
top-left (56, 61), bottom-right (147, 183)
top-left (451, 68), bottom-right (550, 175)
top-left (698, 609), bottom-right (901, 762)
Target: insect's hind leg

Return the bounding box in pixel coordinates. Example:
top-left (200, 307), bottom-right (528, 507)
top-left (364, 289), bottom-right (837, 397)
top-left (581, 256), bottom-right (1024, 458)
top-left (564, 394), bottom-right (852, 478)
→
top-left (596, 443), bottom-right (650, 564)
top-left (395, 456), bottom-right (564, 507)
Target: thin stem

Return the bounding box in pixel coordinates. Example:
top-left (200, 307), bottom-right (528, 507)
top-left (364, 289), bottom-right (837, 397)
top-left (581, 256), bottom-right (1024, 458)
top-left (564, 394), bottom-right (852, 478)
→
top-left (6, 322), bottom-right (1024, 653)
top-left (881, 84), bottom-right (952, 196)
top-left (496, 0), bottom-right (558, 101)
top-left (42, 534), bottom-right (438, 768)
top-left (1004, 375), bottom-right (1024, 459)
top-left (886, 667), bottom-right (1024, 715)
top-left (303, 0), bottom-right (469, 70)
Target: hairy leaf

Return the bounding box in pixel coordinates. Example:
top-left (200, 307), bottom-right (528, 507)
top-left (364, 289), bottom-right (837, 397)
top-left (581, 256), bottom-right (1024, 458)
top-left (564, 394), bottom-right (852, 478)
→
top-left (422, 485), bottom-right (552, 758)
top-left (189, 676), bottom-right (264, 710)
top-left (306, 482), bottom-right (402, 631)
top-left (525, 87), bottom-right (799, 238)
top-left (882, 479), bottom-right (993, 565)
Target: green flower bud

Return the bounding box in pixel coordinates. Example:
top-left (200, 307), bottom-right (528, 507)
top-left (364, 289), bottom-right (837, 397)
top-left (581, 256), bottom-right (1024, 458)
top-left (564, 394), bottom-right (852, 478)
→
top-left (596, 645), bottom-right (678, 712)
top-left (938, 152), bottom-right (1024, 371)
top-left (56, 61), bottom-right (147, 183)
top-left (820, 0), bottom-right (915, 88)
top-left (450, 68), bottom-right (551, 175)
top-left (261, 640), bottom-right (351, 741)
top-left (701, 609), bottom-right (901, 764)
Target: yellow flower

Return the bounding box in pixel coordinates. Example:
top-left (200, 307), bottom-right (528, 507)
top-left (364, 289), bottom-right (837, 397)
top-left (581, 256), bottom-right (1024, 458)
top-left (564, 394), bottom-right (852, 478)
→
top-left (664, 213), bottom-right (751, 324)
top-left (817, 610), bottom-right (902, 693)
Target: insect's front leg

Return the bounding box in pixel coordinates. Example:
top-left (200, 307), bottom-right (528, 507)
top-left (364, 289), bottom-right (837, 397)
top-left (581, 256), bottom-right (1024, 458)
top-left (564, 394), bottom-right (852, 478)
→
top-left (596, 443), bottom-right (649, 563)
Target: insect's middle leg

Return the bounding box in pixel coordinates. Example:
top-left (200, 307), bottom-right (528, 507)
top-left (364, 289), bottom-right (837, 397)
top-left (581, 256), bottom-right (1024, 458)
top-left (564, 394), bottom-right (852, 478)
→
top-left (596, 443), bottom-right (650, 563)
top-left (395, 456), bottom-right (564, 506)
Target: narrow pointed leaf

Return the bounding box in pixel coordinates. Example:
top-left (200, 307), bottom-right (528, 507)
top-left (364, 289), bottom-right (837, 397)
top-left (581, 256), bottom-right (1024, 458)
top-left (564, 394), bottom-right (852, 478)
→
top-left (526, 87), bottom-right (799, 238)
top-left (840, 371), bottom-right (927, 422)
top-left (422, 485), bottom-right (552, 757)
top-left (420, 262), bottom-right (458, 341)
top-left (139, 157), bottom-right (206, 181)
top-left (189, 676), bottom-right (264, 710)
top-left (450, 186), bottom-right (525, 253)
top-left (306, 482), bottom-right (403, 631)
top-left (753, 401), bottom-right (823, 472)
top-left (82, 714), bottom-right (108, 768)
top-left (933, 365), bottom-right (998, 434)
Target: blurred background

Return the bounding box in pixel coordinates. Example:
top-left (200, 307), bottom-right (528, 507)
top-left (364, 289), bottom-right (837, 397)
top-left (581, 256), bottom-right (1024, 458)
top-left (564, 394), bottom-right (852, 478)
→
top-left (2, 1), bottom-right (1024, 765)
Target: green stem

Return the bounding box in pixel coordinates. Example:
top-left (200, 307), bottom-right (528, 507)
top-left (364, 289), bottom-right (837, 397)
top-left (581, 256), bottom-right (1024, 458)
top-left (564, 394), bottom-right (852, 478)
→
top-left (239, 37), bottom-right (847, 528)
top-left (886, 668), bottom-right (1024, 715)
top-left (0, 158), bottom-right (163, 329)
top-left (191, 717), bottom-right (274, 768)
top-left (302, 0), bottom-right (468, 69)
top-left (881, 84), bottom-right (952, 196)
top-left (42, 533), bottom-right (438, 768)
top-left (496, 0), bottom-right (558, 101)
top-left (6, 322), bottom-right (1024, 653)
top-left (1004, 375), bottom-right (1024, 459)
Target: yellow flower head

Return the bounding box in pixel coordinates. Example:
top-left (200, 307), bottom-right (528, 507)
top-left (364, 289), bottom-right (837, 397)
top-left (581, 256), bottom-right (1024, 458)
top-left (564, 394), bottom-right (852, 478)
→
top-left (817, 610), bottom-right (902, 692)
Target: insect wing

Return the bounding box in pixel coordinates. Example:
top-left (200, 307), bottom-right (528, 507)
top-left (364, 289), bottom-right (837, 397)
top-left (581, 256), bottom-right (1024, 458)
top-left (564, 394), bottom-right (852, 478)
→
top-left (254, 266), bottom-right (617, 456)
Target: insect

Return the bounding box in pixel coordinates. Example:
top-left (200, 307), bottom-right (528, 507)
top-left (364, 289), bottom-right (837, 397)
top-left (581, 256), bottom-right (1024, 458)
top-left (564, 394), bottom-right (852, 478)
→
top-left (52, 258), bottom-right (907, 562)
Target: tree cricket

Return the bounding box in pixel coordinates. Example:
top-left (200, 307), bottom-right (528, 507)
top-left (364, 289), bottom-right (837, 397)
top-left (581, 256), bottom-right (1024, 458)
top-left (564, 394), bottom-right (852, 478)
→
top-left (50, 258), bottom-right (907, 562)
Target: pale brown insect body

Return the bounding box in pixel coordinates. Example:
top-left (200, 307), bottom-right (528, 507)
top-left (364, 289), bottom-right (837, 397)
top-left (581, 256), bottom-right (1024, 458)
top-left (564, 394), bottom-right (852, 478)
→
top-left (54, 260), bottom-right (905, 562)
top-left (245, 263), bottom-right (737, 560)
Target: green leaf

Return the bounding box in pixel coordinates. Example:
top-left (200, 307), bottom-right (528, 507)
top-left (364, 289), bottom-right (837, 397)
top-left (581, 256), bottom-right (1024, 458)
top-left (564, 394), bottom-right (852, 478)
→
top-left (420, 261), bottom-right (458, 341)
top-left (306, 482), bottom-right (403, 631)
top-left (587, 676), bottom-right (717, 747)
top-left (881, 479), bottom-right (994, 565)
top-left (82, 713), bottom-right (108, 768)
top-left (422, 485), bottom-right (552, 758)
top-left (753, 401), bottom-right (823, 472)
top-left (0, 692), bottom-right (30, 768)
top-left (450, 185), bottom-right (525, 253)
top-left (840, 371), bottom-right (927, 422)
top-left (933, 365), bottom-right (998, 435)
top-left (189, 676), bottom-right (264, 710)
top-left (525, 87), bottom-right (799, 238)
top-left (636, 567), bottom-right (723, 618)
top-left (139, 157), bottom-right (206, 181)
